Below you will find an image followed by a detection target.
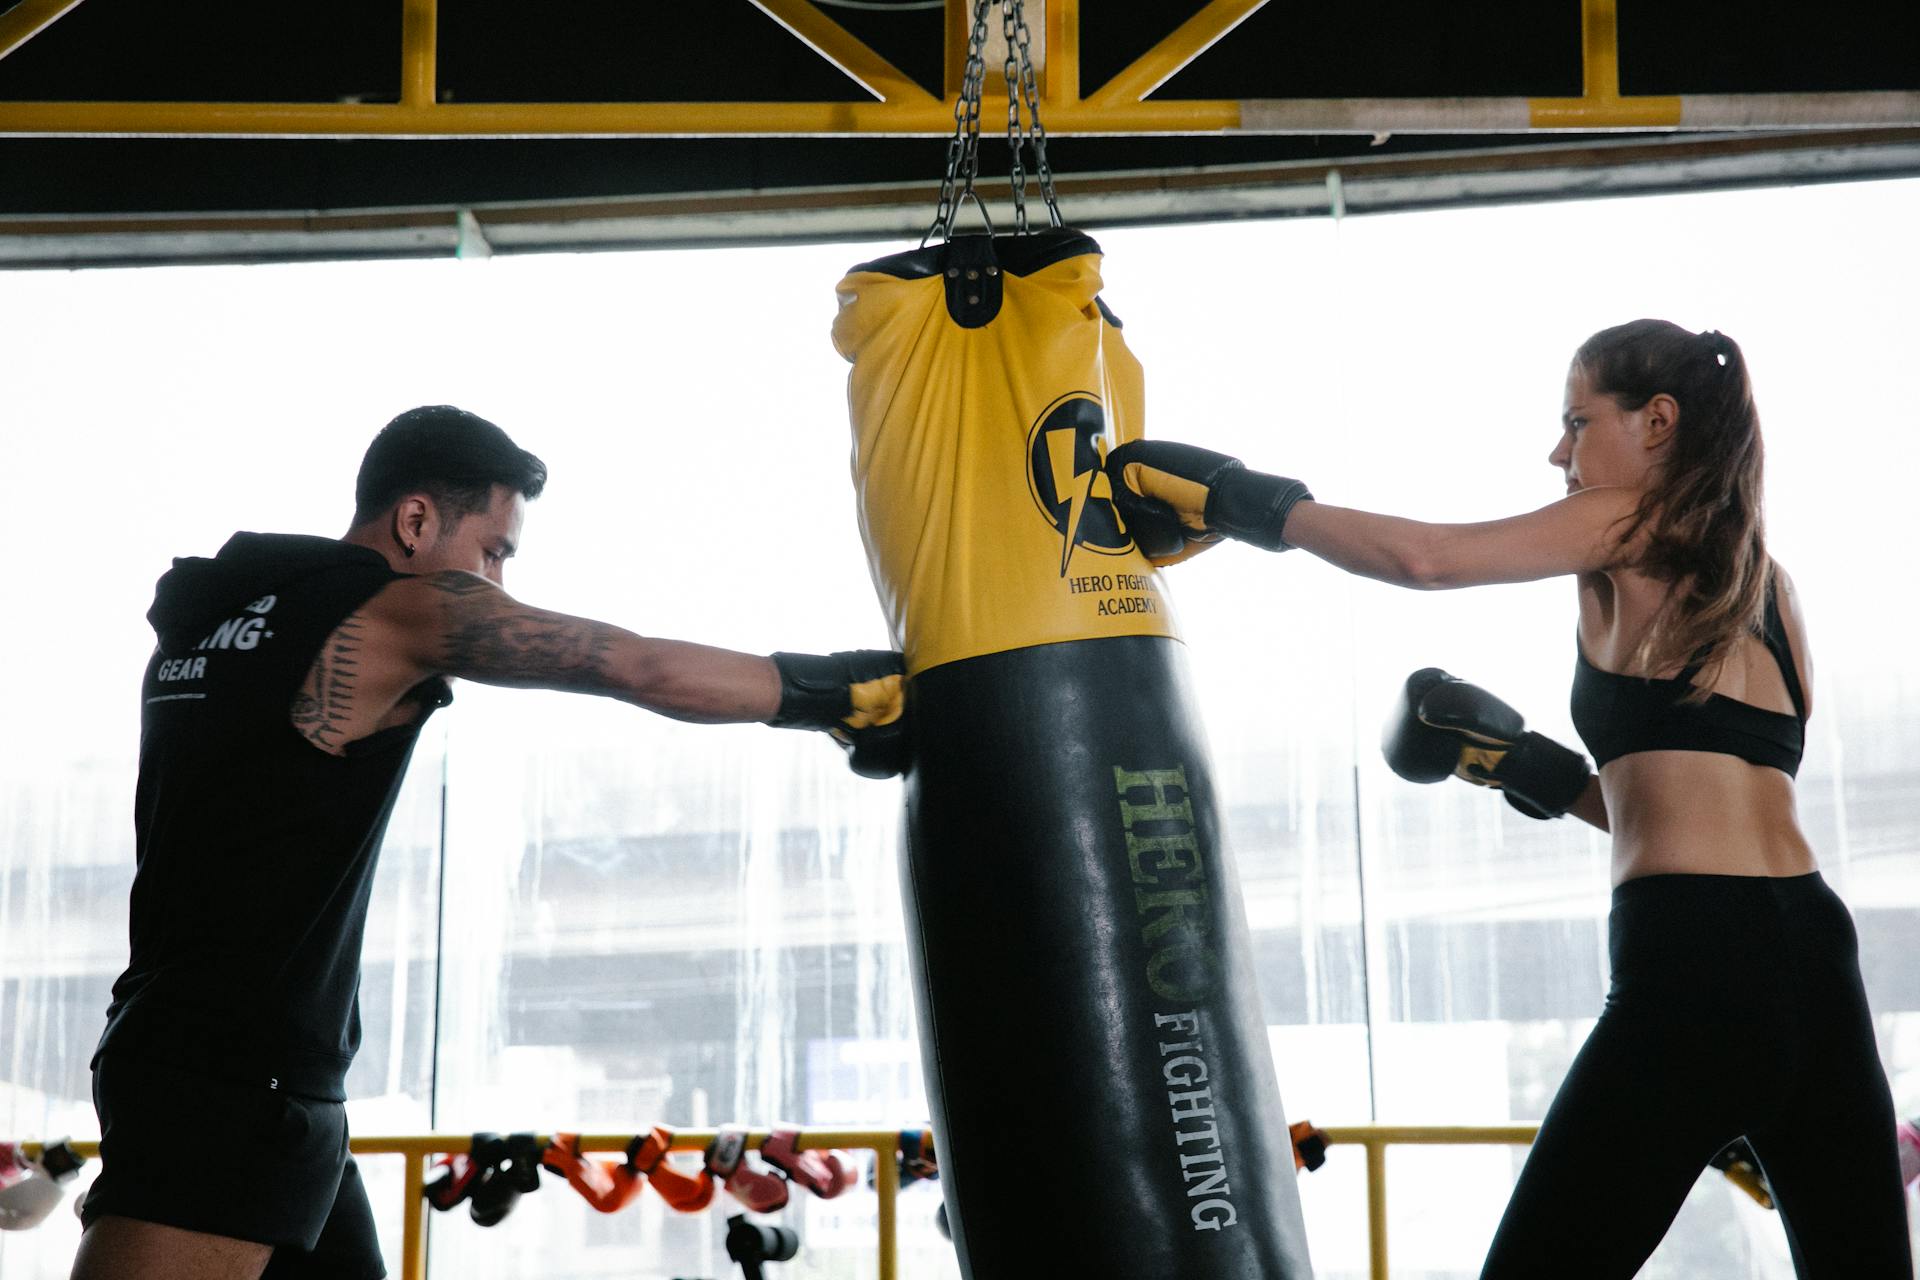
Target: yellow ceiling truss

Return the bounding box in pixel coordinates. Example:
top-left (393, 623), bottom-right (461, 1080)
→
top-left (0, 0), bottom-right (1915, 138)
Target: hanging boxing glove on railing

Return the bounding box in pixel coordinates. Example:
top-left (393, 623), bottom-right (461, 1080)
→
top-left (1289, 1121), bottom-right (1329, 1173)
top-left (541, 1132), bottom-right (644, 1214)
top-left (423, 1134), bottom-right (491, 1214)
top-left (708, 1128), bottom-right (790, 1213)
top-left (466, 1132), bottom-right (545, 1228)
top-left (588, 1133), bottom-right (648, 1208)
top-left (0, 1143), bottom-right (27, 1192)
top-left (632, 1126), bottom-right (717, 1213)
top-left (703, 1127), bottom-right (747, 1200)
top-left (870, 1127), bottom-right (938, 1190)
top-left (761, 1126), bottom-right (858, 1200)
top-left (729, 1157), bottom-right (792, 1214)
top-left (0, 1139), bottom-right (84, 1232)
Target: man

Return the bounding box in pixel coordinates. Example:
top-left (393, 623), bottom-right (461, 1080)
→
top-left (71, 406), bottom-right (904, 1280)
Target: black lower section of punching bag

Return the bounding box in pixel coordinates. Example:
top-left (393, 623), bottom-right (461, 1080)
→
top-left (904, 636), bottom-right (1314, 1279)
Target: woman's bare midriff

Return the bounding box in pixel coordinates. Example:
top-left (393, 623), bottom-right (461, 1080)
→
top-left (1600, 750), bottom-right (1817, 885)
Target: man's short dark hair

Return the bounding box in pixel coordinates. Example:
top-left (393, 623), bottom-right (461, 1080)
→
top-left (354, 405), bottom-right (547, 525)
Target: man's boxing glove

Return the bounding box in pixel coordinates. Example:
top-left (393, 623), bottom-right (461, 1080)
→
top-left (1383, 668), bottom-right (1593, 820)
top-left (1104, 440), bottom-right (1313, 556)
top-left (769, 650), bottom-right (908, 779)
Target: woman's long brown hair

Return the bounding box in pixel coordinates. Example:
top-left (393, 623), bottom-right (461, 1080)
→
top-left (1574, 319), bottom-right (1768, 694)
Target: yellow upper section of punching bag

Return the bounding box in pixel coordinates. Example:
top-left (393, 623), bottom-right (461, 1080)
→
top-left (833, 232), bottom-right (1181, 676)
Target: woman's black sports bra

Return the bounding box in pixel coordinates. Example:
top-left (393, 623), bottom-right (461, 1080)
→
top-left (1571, 578), bottom-right (1807, 776)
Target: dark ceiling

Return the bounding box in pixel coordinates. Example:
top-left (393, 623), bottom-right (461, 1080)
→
top-left (0, 0), bottom-right (1916, 260)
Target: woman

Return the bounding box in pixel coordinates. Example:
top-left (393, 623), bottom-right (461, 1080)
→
top-left (1108, 319), bottom-right (1912, 1277)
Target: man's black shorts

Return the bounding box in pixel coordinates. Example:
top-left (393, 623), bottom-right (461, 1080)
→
top-left (83, 1054), bottom-right (386, 1280)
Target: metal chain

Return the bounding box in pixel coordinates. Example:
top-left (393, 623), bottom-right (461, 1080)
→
top-left (1010, 0), bottom-right (1063, 228)
top-left (926, 0), bottom-right (995, 244)
top-left (1003, 0), bottom-right (1029, 233)
top-left (926, 0), bottom-right (1061, 241)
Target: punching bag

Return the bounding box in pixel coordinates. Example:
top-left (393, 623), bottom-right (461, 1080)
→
top-left (832, 228), bottom-right (1315, 1279)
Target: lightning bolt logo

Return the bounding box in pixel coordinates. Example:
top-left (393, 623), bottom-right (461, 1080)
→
top-left (1025, 391), bottom-right (1131, 576)
top-left (1048, 428), bottom-right (1115, 576)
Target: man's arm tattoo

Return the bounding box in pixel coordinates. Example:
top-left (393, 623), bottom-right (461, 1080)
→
top-left (430, 573), bottom-right (620, 692)
top-left (293, 614), bottom-right (367, 753)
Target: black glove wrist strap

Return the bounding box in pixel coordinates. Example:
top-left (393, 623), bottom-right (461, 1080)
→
top-left (1495, 731), bottom-right (1593, 819)
top-left (768, 652), bottom-right (851, 730)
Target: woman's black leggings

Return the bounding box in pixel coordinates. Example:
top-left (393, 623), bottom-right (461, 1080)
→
top-left (1481, 872), bottom-right (1912, 1279)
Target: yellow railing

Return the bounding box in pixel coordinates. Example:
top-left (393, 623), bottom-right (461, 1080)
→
top-left (29, 1122), bottom-right (1548, 1280)
top-left (379, 1128), bottom-right (906, 1280)
top-left (1321, 1123), bottom-right (1541, 1280)
top-left (28, 1128), bottom-right (905, 1280)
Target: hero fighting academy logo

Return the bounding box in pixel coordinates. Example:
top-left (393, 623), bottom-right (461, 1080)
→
top-left (1024, 390), bottom-right (1133, 576)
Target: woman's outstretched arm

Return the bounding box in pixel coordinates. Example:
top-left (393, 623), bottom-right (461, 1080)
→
top-left (1284, 486), bottom-right (1642, 589)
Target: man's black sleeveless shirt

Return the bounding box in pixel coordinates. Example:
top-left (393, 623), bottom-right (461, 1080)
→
top-left (96, 533), bottom-right (450, 1101)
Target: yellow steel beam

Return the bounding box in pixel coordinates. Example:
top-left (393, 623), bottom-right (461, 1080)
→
top-left (1582, 0), bottom-right (1623, 99)
top-left (1530, 0), bottom-right (1680, 129)
top-left (0, 96), bottom-right (1255, 136)
top-left (0, 0), bottom-right (85, 64)
top-left (1083, 0), bottom-right (1271, 107)
top-left (6, 0), bottom-right (1910, 139)
top-left (749, 0), bottom-right (937, 105)
top-left (400, 0), bottom-right (436, 109)
top-left (1045, 0), bottom-right (1079, 107)
top-left (5, 92), bottom-right (1914, 137)
top-left (1529, 94), bottom-right (1681, 131)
